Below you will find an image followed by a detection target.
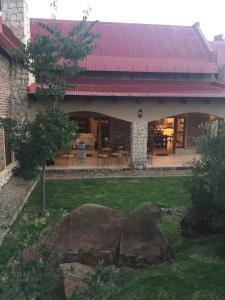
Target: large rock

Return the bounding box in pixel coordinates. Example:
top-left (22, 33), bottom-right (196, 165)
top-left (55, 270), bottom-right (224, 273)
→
top-left (27, 204), bottom-right (125, 265)
top-left (119, 202), bottom-right (169, 267)
top-left (60, 262), bottom-right (95, 298)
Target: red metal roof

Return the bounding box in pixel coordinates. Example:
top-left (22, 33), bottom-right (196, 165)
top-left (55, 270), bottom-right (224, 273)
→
top-left (30, 18), bottom-right (217, 74)
top-left (209, 41), bottom-right (225, 68)
top-left (0, 17), bottom-right (22, 50)
top-left (28, 77), bottom-right (225, 98)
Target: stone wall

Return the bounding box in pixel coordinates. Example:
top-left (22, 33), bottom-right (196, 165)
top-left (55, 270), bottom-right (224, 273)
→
top-left (0, 0), bottom-right (30, 172)
top-left (131, 122), bottom-right (148, 169)
top-left (1, 0), bottom-right (29, 121)
top-left (0, 53), bottom-right (11, 171)
top-left (110, 118), bottom-right (131, 148)
top-left (11, 63), bottom-right (29, 119)
top-left (2, 0), bottom-right (30, 43)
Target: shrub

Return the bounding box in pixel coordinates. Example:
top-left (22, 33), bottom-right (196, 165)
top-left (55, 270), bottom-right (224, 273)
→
top-left (181, 120), bottom-right (225, 235)
top-left (0, 215), bottom-right (63, 300)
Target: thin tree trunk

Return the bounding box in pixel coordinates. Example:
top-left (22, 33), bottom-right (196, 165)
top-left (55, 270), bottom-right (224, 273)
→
top-left (40, 163), bottom-right (46, 216)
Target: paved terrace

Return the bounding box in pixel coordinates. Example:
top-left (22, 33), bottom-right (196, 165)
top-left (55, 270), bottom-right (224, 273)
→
top-left (50, 153), bottom-right (199, 170)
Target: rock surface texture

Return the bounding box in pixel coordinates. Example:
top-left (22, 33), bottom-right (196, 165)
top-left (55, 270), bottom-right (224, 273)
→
top-left (24, 202), bottom-right (170, 269)
top-left (40, 203), bottom-right (125, 265)
top-left (120, 202), bottom-right (169, 267)
top-left (131, 122), bottom-right (148, 169)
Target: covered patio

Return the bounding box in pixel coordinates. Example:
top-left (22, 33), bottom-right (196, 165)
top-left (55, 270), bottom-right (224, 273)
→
top-left (51, 152), bottom-right (199, 169)
top-left (29, 77), bottom-right (225, 170)
top-left (49, 111), bottom-right (211, 169)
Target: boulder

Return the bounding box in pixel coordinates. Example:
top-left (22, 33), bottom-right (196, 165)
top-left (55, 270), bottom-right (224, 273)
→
top-left (119, 202), bottom-right (169, 267)
top-left (60, 262), bottom-right (95, 298)
top-left (26, 203), bottom-right (125, 265)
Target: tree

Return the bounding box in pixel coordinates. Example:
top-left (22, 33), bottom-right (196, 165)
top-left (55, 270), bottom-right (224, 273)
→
top-left (1, 11), bottom-right (99, 215)
top-left (180, 120), bottom-right (225, 236)
top-left (20, 13), bottom-right (98, 106)
top-left (1, 107), bottom-right (77, 214)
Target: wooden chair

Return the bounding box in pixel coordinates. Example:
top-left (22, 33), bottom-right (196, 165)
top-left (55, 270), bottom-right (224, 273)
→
top-left (61, 153), bottom-right (75, 167)
top-left (97, 148), bottom-right (111, 167)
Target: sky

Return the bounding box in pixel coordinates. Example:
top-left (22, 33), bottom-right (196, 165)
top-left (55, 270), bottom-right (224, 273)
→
top-left (27, 0), bottom-right (225, 41)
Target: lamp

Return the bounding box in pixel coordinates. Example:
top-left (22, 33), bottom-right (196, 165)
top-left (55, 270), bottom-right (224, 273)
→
top-left (138, 109), bottom-right (143, 118)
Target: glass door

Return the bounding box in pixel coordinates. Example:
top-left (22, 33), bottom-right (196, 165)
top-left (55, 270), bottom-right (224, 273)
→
top-left (174, 117), bottom-right (185, 149)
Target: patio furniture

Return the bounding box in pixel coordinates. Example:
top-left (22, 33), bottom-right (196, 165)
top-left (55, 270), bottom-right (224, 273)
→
top-left (97, 148), bottom-right (111, 167)
top-left (73, 133), bottom-right (95, 150)
top-left (61, 153), bottom-right (75, 167)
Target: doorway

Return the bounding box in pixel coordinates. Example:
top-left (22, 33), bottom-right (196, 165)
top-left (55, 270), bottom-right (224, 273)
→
top-left (148, 116), bottom-right (186, 154)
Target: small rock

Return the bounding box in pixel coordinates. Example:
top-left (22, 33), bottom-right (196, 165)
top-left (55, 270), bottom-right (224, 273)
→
top-left (161, 207), bottom-right (183, 218)
top-left (60, 262), bottom-right (95, 298)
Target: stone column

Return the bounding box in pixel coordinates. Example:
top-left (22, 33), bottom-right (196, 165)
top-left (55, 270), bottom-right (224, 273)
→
top-left (130, 121), bottom-right (148, 169)
top-left (2, 0), bottom-right (30, 43)
top-left (10, 63), bottom-right (29, 120)
top-left (1, 0), bottom-right (30, 120)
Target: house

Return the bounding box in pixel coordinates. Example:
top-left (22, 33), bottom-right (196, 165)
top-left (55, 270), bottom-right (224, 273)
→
top-left (28, 19), bottom-right (225, 168)
top-left (1, 0), bottom-right (225, 176)
top-left (0, 0), bottom-right (28, 186)
top-left (209, 34), bottom-right (225, 81)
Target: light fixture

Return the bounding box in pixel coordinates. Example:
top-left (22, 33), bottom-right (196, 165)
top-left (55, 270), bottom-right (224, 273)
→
top-left (138, 108), bottom-right (143, 118)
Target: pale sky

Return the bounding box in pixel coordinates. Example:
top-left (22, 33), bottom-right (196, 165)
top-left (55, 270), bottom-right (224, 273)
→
top-left (27, 0), bottom-right (225, 41)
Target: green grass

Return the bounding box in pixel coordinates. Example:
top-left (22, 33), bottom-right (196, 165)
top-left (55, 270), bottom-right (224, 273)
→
top-left (28, 176), bottom-right (190, 212)
top-left (1, 177), bottom-right (225, 299)
top-left (0, 177), bottom-right (189, 264)
top-left (110, 219), bottom-right (225, 300)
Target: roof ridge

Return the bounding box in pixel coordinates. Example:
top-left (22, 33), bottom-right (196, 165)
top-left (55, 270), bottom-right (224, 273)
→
top-left (30, 18), bottom-right (193, 28)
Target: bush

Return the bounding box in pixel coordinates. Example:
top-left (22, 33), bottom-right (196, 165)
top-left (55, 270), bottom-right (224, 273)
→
top-left (181, 121), bottom-right (225, 235)
top-left (0, 215), bottom-right (63, 300)
top-left (71, 262), bottom-right (121, 300)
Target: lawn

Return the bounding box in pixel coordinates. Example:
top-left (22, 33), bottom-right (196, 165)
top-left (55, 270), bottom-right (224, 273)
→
top-left (1, 177), bottom-right (225, 300)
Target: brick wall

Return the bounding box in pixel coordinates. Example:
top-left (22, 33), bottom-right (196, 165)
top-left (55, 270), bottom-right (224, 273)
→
top-left (0, 52), bottom-right (11, 171)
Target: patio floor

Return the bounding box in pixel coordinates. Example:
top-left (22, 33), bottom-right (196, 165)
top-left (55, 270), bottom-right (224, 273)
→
top-left (50, 152), bottom-right (199, 169)
top-left (151, 153), bottom-right (200, 168)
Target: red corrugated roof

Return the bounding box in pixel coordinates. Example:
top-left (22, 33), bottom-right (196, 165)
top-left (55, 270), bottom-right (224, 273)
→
top-left (28, 77), bottom-right (225, 98)
top-left (209, 41), bottom-right (225, 68)
top-left (30, 18), bottom-right (217, 74)
top-left (0, 17), bottom-right (22, 50)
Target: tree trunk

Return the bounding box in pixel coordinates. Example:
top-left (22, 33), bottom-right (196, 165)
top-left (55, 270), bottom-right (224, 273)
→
top-left (40, 163), bottom-right (46, 216)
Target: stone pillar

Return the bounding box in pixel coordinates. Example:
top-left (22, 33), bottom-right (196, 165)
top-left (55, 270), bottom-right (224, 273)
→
top-left (2, 0), bottom-right (30, 43)
top-left (131, 121), bottom-right (148, 169)
top-left (10, 63), bottom-right (29, 120)
top-left (1, 0), bottom-right (30, 120)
